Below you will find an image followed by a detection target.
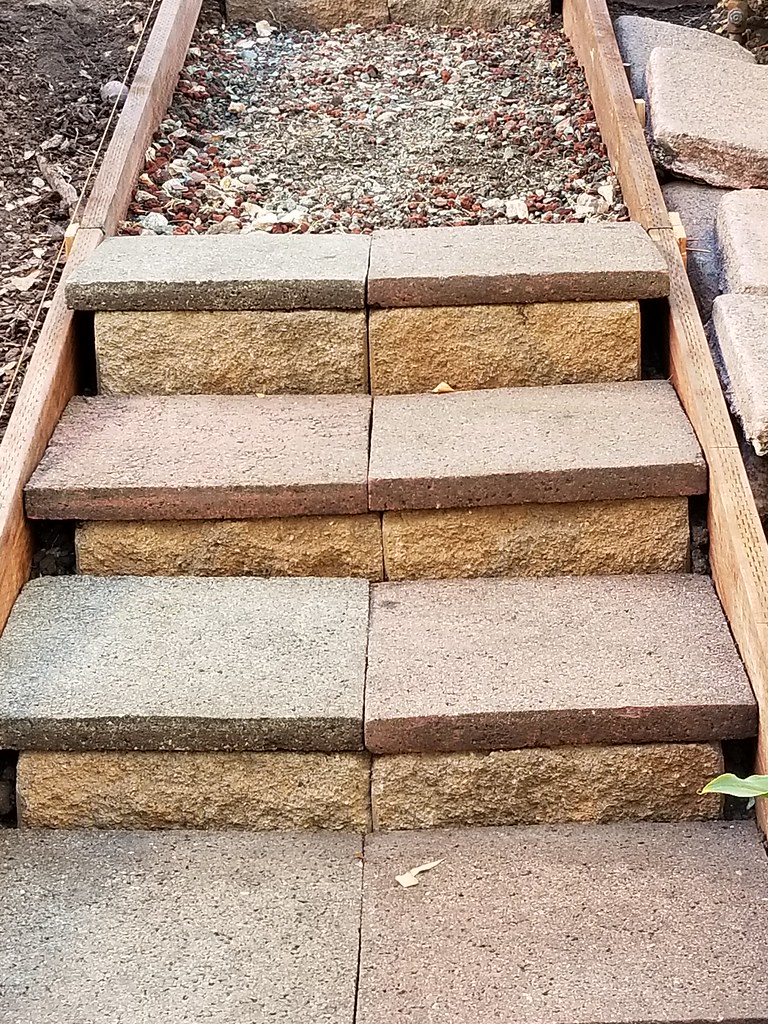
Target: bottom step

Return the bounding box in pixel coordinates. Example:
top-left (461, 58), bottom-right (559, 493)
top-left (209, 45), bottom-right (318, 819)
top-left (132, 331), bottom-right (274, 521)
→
top-left (0, 823), bottom-right (766, 1023)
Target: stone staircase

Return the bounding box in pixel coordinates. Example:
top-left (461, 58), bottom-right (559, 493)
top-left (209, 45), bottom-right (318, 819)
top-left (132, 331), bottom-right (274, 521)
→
top-left (1, 223), bottom-right (767, 1021)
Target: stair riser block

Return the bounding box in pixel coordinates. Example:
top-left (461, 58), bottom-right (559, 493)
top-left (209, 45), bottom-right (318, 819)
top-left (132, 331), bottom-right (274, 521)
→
top-left (371, 743), bottom-right (723, 830)
top-left (74, 498), bottom-right (688, 580)
top-left (76, 515), bottom-right (385, 580)
top-left (16, 751), bottom-right (372, 830)
top-left (16, 743), bottom-right (721, 830)
top-left (382, 498), bottom-right (690, 580)
top-left (95, 310), bottom-right (369, 396)
top-left (369, 301), bottom-right (641, 394)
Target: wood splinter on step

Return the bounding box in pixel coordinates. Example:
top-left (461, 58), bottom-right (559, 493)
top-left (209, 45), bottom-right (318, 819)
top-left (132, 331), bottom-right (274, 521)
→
top-left (432, 382), bottom-right (455, 394)
top-left (669, 212), bottom-right (687, 268)
top-left (63, 223), bottom-right (79, 258)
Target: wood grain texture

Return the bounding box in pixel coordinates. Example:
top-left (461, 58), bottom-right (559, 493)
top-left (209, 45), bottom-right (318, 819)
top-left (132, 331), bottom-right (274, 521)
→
top-left (563, 0), bottom-right (670, 230)
top-left (0, 229), bottom-right (103, 631)
top-left (80, 0), bottom-right (203, 235)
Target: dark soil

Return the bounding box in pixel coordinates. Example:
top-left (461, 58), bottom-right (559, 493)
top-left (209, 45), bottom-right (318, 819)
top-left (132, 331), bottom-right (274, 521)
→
top-left (0, 0), bottom-right (158, 443)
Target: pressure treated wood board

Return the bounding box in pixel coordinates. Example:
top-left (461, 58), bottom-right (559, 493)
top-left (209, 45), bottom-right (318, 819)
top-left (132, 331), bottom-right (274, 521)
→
top-left (81, 0), bottom-right (204, 236)
top-left (563, 0), bottom-right (671, 230)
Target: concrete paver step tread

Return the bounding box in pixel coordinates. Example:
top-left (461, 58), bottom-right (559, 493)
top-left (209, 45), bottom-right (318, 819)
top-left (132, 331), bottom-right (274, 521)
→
top-left (1, 573), bottom-right (753, 754)
top-left (359, 821), bottom-right (768, 1024)
top-left (368, 381), bottom-right (706, 511)
top-left (0, 576), bottom-right (368, 752)
top-left (365, 574), bottom-right (756, 752)
top-left (65, 233), bottom-right (371, 311)
top-left (24, 394), bottom-right (371, 521)
top-left (0, 829), bottom-right (362, 1024)
top-left (2, 823), bottom-right (767, 1023)
top-left (367, 222), bottom-right (669, 307)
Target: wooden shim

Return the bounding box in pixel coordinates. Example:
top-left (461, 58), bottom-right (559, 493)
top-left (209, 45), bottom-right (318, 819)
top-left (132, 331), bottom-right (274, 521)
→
top-left (80, 0), bottom-right (203, 235)
top-left (0, 228), bottom-right (103, 631)
top-left (563, 0), bottom-right (670, 230)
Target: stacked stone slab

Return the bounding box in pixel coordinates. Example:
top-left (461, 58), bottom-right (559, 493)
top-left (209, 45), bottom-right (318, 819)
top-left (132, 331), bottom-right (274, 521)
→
top-left (9, 224), bottom-right (756, 836)
top-left (710, 190), bottom-right (768, 458)
top-left (615, 15), bottom-right (754, 100)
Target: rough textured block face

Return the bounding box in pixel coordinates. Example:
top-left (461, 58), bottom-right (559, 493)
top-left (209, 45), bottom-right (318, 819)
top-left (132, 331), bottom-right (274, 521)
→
top-left (0, 576), bottom-right (369, 752)
top-left (367, 223), bottom-right (669, 307)
top-left (386, 0), bottom-right (548, 27)
top-left (382, 498), bottom-right (690, 579)
top-left (226, 0), bottom-right (389, 28)
top-left (715, 188), bottom-right (768, 295)
top-left (368, 302), bottom-right (641, 394)
top-left (26, 394), bottom-right (371, 520)
top-left (369, 383), bottom-right (705, 511)
top-left (365, 575), bottom-right (755, 753)
top-left (647, 49), bottom-right (768, 188)
top-left (358, 822), bottom-right (768, 1024)
top-left (615, 15), bottom-right (754, 98)
top-left (65, 233), bottom-right (371, 311)
top-left (17, 751), bottom-right (371, 830)
top-left (371, 743), bottom-right (723, 829)
top-left (0, 830), bottom-right (362, 1024)
top-left (76, 515), bottom-right (384, 580)
top-left (95, 310), bottom-right (369, 395)
top-left (712, 293), bottom-right (768, 455)
top-left (662, 180), bottom-right (729, 319)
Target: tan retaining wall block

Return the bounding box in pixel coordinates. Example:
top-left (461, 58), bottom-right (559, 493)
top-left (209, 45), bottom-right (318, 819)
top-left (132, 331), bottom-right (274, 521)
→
top-left (371, 743), bottom-right (723, 829)
top-left (95, 310), bottom-right (368, 395)
top-left (369, 301), bottom-right (641, 394)
top-left (382, 498), bottom-right (690, 579)
top-left (17, 751), bottom-right (371, 830)
top-left (76, 515), bottom-right (384, 579)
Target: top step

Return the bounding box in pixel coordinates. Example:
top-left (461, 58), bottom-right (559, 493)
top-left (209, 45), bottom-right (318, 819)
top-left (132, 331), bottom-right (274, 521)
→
top-left (64, 224), bottom-right (669, 312)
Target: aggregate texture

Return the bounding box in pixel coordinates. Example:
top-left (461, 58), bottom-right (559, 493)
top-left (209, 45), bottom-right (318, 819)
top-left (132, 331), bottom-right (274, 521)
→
top-left (17, 751), bottom-right (372, 830)
top-left (121, 21), bottom-right (627, 236)
top-left (0, 576), bottom-right (369, 751)
top-left (75, 515), bottom-right (385, 580)
top-left (0, 829), bottom-right (362, 1024)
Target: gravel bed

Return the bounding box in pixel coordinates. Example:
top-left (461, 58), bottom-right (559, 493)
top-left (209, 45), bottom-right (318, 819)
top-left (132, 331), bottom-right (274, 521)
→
top-left (122, 18), bottom-right (627, 236)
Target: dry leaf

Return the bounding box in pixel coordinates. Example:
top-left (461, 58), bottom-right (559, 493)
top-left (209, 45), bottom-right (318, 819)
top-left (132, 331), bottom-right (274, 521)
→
top-left (9, 269), bottom-right (41, 292)
top-left (395, 859), bottom-right (443, 888)
top-left (432, 381), bottom-right (455, 394)
top-left (133, 19), bottom-right (144, 34)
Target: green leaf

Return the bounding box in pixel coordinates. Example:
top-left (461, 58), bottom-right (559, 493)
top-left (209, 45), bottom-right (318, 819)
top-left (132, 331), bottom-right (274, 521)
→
top-left (701, 773), bottom-right (768, 798)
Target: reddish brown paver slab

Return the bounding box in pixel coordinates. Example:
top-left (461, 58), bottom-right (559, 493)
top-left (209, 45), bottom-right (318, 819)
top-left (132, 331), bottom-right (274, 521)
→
top-left (358, 822), bottom-right (768, 1024)
top-left (365, 574), bottom-right (756, 753)
top-left (368, 381), bottom-right (706, 511)
top-left (25, 394), bottom-right (371, 520)
top-left (367, 222), bottom-right (669, 307)
top-left (65, 233), bottom-right (371, 311)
